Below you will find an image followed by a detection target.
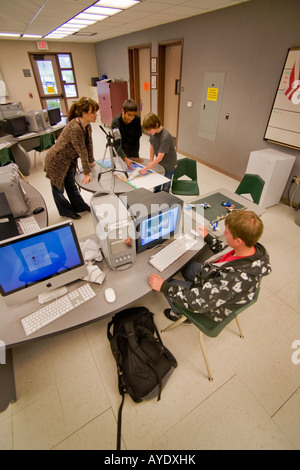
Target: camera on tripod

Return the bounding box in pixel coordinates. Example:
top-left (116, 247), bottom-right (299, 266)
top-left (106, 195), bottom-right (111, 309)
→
top-left (97, 125), bottom-right (128, 182)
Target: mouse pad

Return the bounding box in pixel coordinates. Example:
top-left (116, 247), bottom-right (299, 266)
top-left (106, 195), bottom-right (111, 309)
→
top-left (191, 192), bottom-right (246, 223)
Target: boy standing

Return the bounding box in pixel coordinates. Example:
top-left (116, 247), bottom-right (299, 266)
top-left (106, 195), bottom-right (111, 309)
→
top-left (149, 211), bottom-right (271, 322)
top-left (111, 99), bottom-right (143, 168)
top-left (140, 113), bottom-right (177, 192)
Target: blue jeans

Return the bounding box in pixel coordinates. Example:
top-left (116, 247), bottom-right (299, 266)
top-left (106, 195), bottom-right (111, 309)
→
top-left (51, 166), bottom-right (90, 217)
top-left (153, 169), bottom-right (174, 193)
top-left (164, 261), bottom-right (203, 315)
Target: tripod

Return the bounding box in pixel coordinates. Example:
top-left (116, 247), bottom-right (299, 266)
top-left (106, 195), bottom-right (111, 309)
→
top-left (97, 125), bottom-right (128, 182)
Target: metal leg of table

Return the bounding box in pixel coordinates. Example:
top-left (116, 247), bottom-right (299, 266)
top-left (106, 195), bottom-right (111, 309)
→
top-left (0, 349), bottom-right (16, 412)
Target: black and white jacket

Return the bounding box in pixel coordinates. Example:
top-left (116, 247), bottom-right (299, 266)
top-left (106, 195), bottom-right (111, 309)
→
top-left (160, 234), bottom-right (272, 322)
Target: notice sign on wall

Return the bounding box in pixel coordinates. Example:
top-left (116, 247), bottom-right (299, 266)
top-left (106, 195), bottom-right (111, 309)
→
top-left (207, 87), bottom-right (218, 101)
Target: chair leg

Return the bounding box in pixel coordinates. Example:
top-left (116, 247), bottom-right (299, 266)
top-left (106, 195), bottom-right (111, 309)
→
top-left (199, 331), bottom-right (213, 381)
top-left (161, 316), bottom-right (187, 332)
top-left (235, 318), bottom-right (244, 339)
top-left (34, 151), bottom-right (37, 168)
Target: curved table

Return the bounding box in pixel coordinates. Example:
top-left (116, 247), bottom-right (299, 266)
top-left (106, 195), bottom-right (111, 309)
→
top-left (75, 162), bottom-right (169, 194)
top-left (0, 180), bottom-right (48, 412)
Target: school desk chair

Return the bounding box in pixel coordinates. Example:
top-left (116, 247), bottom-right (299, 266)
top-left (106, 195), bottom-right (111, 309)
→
top-left (235, 173), bottom-right (265, 205)
top-left (33, 132), bottom-right (55, 168)
top-left (171, 158), bottom-right (199, 196)
top-left (161, 289), bottom-right (260, 381)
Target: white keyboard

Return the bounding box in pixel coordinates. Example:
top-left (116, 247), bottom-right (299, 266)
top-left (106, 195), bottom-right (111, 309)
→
top-left (17, 216), bottom-right (40, 234)
top-left (149, 233), bottom-right (198, 272)
top-left (21, 284), bottom-right (96, 336)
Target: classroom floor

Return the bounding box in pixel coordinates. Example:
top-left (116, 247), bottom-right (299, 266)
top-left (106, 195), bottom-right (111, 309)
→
top-left (0, 123), bottom-right (299, 450)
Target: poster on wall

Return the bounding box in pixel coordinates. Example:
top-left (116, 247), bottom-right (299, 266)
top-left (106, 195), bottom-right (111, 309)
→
top-left (264, 47), bottom-right (300, 150)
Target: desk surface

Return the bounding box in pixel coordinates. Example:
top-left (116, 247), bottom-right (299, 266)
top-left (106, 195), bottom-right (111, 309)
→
top-left (76, 163), bottom-right (169, 194)
top-left (0, 187), bottom-right (264, 349)
top-left (0, 124), bottom-right (65, 176)
top-left (190, 187), bottom-right (265, 236)
top-left (20, 180), bottom-right (48, 227)
top-left (0, 232), bottom-right (205, 348)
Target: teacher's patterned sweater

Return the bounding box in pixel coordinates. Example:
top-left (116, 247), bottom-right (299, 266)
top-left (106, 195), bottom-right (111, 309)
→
top-left (160, 234), bottom-right (271, 322)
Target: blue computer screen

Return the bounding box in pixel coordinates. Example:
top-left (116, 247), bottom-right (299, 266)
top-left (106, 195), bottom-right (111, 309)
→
top-left (0, 223), bottom-right (82, 295)
top-left (140, 206), bottom-right (179, 247)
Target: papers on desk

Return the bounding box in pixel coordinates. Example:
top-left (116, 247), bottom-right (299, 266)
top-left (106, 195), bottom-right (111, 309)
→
top-left (95, 160), bottom-right (170, 190)
top-left (96, 158), bottom-right (113, 169)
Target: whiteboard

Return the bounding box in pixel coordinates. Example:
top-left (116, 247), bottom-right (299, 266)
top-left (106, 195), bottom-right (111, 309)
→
top-left (264, 48), bottom-right (300, 150)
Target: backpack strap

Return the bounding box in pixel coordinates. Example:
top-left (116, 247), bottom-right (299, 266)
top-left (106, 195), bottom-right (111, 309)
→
top-left (116, 392), bottom-right (125, 450)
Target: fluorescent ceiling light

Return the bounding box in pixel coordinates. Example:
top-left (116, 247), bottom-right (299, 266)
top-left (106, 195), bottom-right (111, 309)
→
top-left (42, 0), bottom-right (140, 40)
top-left (84, 6), bottom-right (121, 16)
top-left (67, 18), bottom-right (97, 26)
top-left (22, 34), bottom-right (43, 38)
top-left (95, 0), bottom-right (140, 8)
top-left (0, 32), bottom-right (20, 37)
top-left (44, 34), bottom-right (68, 39)
top-left (75, 13), bottom-right (108, 21)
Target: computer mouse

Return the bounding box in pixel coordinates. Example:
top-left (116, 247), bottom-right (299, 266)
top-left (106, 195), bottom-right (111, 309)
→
top-left (33, 206), bottom-right (45, 215)
top-left (104, 287), bottom-right (116, 303)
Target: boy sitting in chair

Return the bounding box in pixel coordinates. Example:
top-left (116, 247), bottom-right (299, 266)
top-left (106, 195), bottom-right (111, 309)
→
top-left (148, 210), bottom-right (271, 323)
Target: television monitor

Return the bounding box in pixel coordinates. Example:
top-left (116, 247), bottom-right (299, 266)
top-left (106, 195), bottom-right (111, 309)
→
top-left (0, 115), bottom-right (28, 137)
top-left (47, 107), bottom-right (61, 126)
top-left (0, 221), bottom-right (87, 306)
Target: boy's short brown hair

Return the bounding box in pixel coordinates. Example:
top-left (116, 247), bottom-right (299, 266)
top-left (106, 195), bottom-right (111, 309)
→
top-left (225, 210), bottom-right (263, 247)
top-left (122, 99), bottom-right (137, 113)
top-left (142, 113), bottom-right (161, 130)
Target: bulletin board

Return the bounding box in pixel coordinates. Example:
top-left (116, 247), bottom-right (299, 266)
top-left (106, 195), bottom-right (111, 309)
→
top-left (264, 47), bottom-right (300, 151)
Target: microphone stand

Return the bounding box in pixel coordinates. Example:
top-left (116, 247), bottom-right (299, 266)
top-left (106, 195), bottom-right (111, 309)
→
top-left (98, 125), bottom-right (128, 182)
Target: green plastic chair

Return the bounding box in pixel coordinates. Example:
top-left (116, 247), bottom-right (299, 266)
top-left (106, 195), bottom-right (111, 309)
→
top-left (171, 158), bottom-right (199, 195)
top-left (235, 174), bottom-right (265, 205)
top-left (33, 132), bottom-right (55, 168)
top-left (161, 289), bottom-right (260, 381)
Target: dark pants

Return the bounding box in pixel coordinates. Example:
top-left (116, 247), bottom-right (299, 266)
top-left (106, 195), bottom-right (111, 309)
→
top-left (153, 169), bottom-right (174, 193)
top-left (164, 261), bottom-right (203, 315)
top-left (51, 166), bottom-right (90, 217)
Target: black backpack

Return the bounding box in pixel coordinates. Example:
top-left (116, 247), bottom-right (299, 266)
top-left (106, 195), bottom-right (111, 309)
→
top-left (107, 306), bottom-right (178, 449)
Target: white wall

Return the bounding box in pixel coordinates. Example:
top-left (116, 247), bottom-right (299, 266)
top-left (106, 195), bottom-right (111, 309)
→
top-left (94, 0), bottom-right (300, 203)
top-left (0, 40), bottom-right (98, 111)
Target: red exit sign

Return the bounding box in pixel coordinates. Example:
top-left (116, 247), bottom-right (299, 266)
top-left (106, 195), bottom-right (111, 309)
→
top-left (37, 41), bottom-right (48, 50)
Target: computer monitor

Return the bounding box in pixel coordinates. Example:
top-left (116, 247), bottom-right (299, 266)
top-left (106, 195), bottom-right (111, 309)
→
top-left (119, 188), bottom-right (183, 253)
top-left (0, 115), bottom-right (28, 137)
top-left (47, 107), bottom-right (61, 126)
top-left (138, 206), bottom-right (180, 252)
top-left (0, 221), bottom-right (87, 306)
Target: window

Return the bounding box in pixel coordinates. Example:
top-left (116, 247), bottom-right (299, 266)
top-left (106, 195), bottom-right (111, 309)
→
top-left (57, 53), bottom-right (78, 98)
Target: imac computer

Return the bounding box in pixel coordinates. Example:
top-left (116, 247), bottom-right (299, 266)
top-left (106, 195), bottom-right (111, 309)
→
top-left (0, 221), bottom-right (87, 307)
top-left (47, 107), bottom-right (61, 126)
